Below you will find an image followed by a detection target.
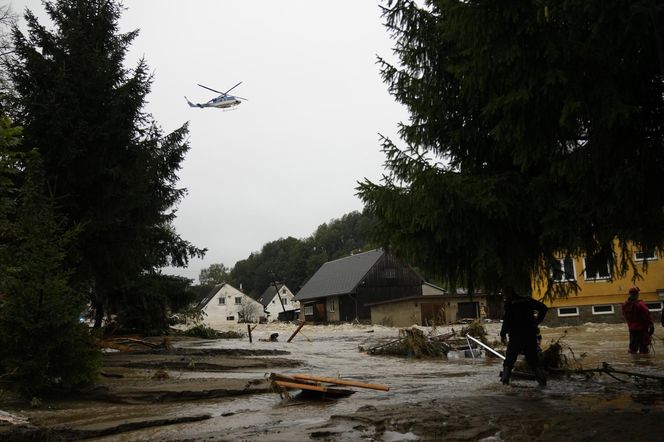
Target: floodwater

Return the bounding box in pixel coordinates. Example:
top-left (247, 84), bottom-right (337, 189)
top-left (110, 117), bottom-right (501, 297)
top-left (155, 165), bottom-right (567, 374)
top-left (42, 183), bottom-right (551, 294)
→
top-left (92, 322), bottom-right (664, 441)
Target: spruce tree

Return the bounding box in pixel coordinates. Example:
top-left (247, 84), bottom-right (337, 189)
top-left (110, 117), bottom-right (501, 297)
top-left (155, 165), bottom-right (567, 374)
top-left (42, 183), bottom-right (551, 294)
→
top-left (0, 151), bottom-right (100, 397)
top-left (358, 0), bottom-right (664, 298)
top-left (9, 0), bottom-right (204, 327)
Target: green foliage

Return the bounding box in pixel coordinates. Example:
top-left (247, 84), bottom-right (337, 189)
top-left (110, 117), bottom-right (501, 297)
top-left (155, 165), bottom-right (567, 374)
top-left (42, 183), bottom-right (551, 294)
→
top-left (199, 263), bottom-right (231, 286)
top-left (358, 0), bottom-right (664, 299)
top-left (9, 0), bottom-right (204, 328)
top-left (178, 324), bottom-right (220, 339)
top-left (0, 152), bottom-right (100, 397)
top-left (220, 210), bottom-right (377, 296)
top-left (112, 274), bottom-right (196, 335)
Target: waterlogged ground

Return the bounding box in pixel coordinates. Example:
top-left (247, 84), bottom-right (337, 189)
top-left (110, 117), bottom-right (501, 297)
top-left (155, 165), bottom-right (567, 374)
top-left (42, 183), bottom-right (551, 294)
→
top-left (8, 322), bottom-right (664, 441)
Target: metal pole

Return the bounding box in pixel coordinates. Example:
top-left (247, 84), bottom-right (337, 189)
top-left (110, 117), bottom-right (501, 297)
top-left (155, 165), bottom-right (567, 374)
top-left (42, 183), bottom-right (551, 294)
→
top-left (466, 334), bottom-right (506, 360)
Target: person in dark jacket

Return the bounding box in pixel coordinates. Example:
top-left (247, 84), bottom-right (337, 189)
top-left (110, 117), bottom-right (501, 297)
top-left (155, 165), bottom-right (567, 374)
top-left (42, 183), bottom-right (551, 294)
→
top-left (500, 288), bottom-right (548, 386)
top-left (621, 286), bottom-right (654, 354)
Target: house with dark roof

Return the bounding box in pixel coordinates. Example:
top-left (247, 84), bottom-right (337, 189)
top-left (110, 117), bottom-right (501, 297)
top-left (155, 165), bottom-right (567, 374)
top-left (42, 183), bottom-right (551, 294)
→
top-left (257, 283), bottom-right (299, 322)
top-left (293, 249), bottom-right (423, 323)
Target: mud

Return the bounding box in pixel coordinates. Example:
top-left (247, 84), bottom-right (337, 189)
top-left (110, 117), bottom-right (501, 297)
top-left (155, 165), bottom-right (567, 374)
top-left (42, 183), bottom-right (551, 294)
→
top-left (2, 322), bottom-right (664, 441)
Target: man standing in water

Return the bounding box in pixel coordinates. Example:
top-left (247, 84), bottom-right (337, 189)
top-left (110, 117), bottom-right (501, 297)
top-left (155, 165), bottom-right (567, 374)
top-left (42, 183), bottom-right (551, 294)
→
top-left (500, 288), bottom-right (548, 386)
top-left (621, 286), bottom-right (654, 354)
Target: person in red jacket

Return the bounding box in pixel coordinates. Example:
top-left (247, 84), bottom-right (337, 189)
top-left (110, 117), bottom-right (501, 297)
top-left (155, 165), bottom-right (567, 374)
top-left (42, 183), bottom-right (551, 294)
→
top-left (621, 286), bottom-right (654, 354)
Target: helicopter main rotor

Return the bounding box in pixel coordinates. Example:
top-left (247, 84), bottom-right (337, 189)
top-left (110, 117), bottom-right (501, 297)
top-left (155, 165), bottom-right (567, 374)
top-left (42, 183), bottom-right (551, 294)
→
top-left (197, 82), bottom-right (247, 100)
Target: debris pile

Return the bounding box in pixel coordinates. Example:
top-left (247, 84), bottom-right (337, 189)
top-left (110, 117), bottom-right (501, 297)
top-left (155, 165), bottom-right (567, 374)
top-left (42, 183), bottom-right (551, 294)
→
top-left (364, 327), bottom-right (447, 358)
top-left (362, 321), bottom-right (502, 360)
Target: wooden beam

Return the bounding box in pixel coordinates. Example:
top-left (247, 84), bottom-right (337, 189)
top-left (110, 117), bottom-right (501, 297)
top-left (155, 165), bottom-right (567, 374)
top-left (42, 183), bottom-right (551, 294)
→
top-left (292, 374), bottom-right (390, 391)
top-left (274, 380), bottom-right (328, 393)
top-left (287, 321), bottom-right (305, 343)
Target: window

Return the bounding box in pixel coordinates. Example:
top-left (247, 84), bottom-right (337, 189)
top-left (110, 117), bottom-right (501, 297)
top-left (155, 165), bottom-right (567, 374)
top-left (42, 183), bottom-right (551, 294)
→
top-left (646, 302), bottom-right (663, 312)
top-left (584, 254), bottom-right (611, 280)
top-left (304, 306), bottom-right (314, 316)
top-left (282, 298), bottom-right (288, 305)
top-left (557, 307), bottom-right (579, 317)
top-left (218, 297), bottom-right (225, 305)
top-left (226, 316), bottom-right (235, 321)
top-left (235, 297), bottom-right (242, 305)
top-left (592, 305), bottom-right (614, 315)
top-left (382, 268), bottom-right (396, 279)
top-left (552, 256), bottom-right (576, 282)
top-left (328, 299), bottom-right (335, 313)
top-left (635, 249), bottom-right (657, 262)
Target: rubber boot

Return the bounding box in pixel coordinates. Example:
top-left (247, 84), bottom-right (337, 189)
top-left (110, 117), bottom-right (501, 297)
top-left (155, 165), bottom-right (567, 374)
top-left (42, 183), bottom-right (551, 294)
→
top-left (500, 366), bottom-right (512, 385)
top-left (534, 367), bottom-right (547, 387)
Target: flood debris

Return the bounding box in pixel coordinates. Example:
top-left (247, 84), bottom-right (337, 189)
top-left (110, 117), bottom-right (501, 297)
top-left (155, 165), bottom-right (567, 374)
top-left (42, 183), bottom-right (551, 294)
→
top-left (97, 336), bottom-right (172, 352)
top-left (270, 373), bottom-right (389, 401)
top-left (363, 322), bottom-right (496, 359)
top-left (0, 410), bottom-right (29, 426)
top-left (287, 321), bottom-right (306, 342)
top-left (363, 327), bottom-right (447, 358)
top-left (568, 362), bottom-right (664, 384)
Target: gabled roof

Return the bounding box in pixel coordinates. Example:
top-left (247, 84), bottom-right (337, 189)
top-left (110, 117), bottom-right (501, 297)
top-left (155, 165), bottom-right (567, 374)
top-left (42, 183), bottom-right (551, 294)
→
top-left (294, 249), bottom-right (384, 301)
top-left (197, 283), bottom-right (225, 309)
top-left (257, 283), bottom-right (284, 308)
top-left (196, 283), bottom-right (248, 309)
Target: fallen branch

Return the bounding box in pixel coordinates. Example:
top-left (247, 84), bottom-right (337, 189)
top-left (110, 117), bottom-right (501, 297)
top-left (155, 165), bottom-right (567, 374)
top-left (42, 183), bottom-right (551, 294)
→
top-left (568, 362), bottom-right (664, 382)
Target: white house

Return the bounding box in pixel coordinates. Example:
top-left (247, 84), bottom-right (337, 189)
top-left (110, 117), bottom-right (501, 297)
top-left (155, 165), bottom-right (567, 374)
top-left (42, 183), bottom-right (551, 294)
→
top-left (257, 284), bottom-right (300, 322)
top-left (198, 283), bottom-right (264, 329)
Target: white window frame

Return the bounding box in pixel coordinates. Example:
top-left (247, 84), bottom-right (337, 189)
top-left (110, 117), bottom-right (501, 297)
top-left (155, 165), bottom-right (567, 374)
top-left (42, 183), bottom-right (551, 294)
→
top-left (592, 305), bottom-right (614, 315)
top-left (218, 297), bottom-right (225, 305)
top-left (646, 302), bottom-right (663, 312)
top-left (226, 315), bottom-right (235, 321)
top-left (304, 305), bottom-right (314, 316)
top-left (235, 296), bottom-right (243, 305)
top-left (557, 307), bottom-right (579, 317)
top-left (328, 298), bottom-right (335, 313)
top-left (583, 256), bottom-right (611, 281)
top-left (552, 256), bottom-right (576, 282)
top-left (635, 250), bottom-right (657, 262)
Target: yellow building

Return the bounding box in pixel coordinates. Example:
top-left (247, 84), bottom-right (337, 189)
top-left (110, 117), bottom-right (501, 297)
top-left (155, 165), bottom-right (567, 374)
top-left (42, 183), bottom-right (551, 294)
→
top-left (533, 247), bottom-right (664, 326)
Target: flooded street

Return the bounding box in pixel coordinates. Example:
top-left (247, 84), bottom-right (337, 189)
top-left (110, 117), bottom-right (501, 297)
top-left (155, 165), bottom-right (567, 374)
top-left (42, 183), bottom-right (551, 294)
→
top-left (88, 322), bottom-right (664, 441)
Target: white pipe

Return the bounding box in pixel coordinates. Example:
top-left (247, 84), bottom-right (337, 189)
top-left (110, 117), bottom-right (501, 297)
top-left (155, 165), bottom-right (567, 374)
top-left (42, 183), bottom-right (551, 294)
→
top-left (465, 335), bottom-right (476, 360)
top-left (466, 334), bottom-right (506, 360)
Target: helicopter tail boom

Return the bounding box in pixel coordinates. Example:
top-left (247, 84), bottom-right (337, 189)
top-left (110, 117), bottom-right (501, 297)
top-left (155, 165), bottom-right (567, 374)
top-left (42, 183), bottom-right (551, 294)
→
top-left (184, 96), bottom-right (202, 108)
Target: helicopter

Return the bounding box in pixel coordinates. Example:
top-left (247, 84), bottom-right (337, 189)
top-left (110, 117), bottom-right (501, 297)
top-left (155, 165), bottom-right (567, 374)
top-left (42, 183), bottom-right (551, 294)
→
top-left (185, 81), bottom-right (247, 109)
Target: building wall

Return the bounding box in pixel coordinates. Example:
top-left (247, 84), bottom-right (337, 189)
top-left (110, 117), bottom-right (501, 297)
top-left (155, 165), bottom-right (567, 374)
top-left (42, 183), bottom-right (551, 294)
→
top-left (370, 301), bottom-right (424, 328)
top-left (534, 246), bottom-right (664, 325)
top-left (354, 254), bottom-right (423, 319)
top-left (264, 286), bottom-right (300, 322)
top-left (326, 296), bottom-right (340, 322)
top-left (202, 284), bottom-right (264, 329)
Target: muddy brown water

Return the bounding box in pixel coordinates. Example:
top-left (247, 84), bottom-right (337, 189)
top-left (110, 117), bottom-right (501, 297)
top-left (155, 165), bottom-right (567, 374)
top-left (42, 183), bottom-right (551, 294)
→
top-left (16, 322), bottom-right (664, 440)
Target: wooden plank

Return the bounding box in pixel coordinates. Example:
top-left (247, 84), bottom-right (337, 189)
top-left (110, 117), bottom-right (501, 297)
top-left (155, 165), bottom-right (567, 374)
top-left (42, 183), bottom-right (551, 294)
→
top-left (274, 380), bottom-right (328, 393)
top-left (287, 321), bottom-right (306, 343)
top-left (292, 374), bottom-right (390, 391)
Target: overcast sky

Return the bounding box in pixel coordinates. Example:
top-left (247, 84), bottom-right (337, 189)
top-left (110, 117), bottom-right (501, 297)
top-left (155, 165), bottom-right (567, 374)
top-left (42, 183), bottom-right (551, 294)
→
top-left (9, 0), bottom-right (408, 282)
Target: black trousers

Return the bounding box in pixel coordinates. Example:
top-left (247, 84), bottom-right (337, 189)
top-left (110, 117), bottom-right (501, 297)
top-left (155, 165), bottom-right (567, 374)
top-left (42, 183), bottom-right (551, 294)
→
top-left (628, 330), bottom-right (649, 354)
top-left (504, 333), bottom-right (540, 370)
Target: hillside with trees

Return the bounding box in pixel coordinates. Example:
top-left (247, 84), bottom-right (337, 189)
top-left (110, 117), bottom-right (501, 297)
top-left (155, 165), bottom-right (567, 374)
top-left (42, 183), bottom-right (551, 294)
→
top-left (198, 210), bottom-right (378, 297)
